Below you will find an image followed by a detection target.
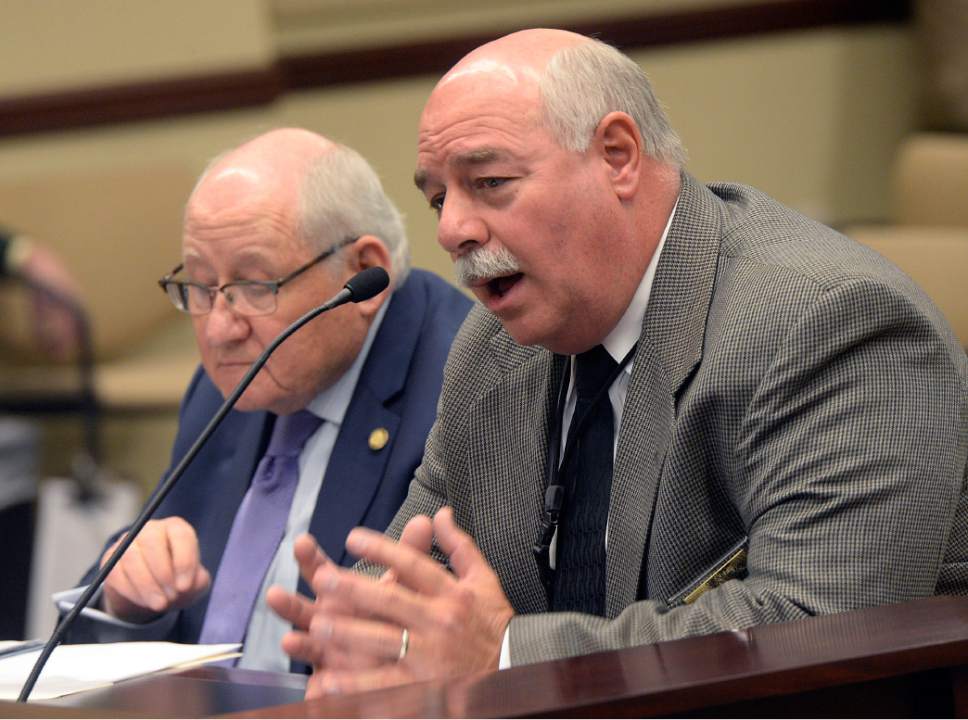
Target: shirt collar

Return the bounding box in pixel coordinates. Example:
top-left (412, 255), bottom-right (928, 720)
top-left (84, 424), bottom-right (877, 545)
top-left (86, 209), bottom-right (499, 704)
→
top-left (600, 196), bottom-right (679, 369)
top-left (305, 293), bottom-right (391, 426)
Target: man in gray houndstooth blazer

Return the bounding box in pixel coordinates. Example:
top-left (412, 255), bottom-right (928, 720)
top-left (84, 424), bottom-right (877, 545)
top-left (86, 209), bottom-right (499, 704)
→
top-left (271, 29), bottom-right (967, 695)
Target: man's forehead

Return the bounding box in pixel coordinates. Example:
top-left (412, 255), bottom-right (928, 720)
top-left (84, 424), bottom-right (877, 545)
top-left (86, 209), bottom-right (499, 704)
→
top-left (414, 147), bottom-right (513, 190)
top-left (182, 234), bottom-right (301, 273)
top-left (415, 80), bottom-right (544, 190)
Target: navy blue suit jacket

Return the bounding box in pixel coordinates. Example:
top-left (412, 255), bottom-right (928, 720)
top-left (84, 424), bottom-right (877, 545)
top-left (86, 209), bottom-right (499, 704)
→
top-left (75, 269), bottom-right (470, 654)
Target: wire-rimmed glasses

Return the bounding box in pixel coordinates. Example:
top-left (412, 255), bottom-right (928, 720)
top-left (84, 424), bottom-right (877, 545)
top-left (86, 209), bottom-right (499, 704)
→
top-left (158, 237), bottom-right (357, 316)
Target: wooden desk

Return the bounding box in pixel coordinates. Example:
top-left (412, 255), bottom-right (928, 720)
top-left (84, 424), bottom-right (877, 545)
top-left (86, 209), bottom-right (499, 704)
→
top-left (5, 595), bottom-right (968, 717)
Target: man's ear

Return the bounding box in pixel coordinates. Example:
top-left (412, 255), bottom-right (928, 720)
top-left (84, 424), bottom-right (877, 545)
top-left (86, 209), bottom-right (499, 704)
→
top-left (346, 234), bottom-right (392, 317)
top-left (593, 112), bottom-right (643, 201)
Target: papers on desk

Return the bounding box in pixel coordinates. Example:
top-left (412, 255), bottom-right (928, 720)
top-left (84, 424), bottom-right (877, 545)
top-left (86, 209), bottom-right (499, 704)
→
top-left (0, 641), bottom-right (241, 701)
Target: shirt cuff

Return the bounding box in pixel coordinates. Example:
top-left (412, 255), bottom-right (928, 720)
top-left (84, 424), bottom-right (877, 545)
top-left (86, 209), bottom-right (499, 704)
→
top-left (53, 586), bottom-right (178, 642)
top-left (498, 623), bottom-right (512, 670)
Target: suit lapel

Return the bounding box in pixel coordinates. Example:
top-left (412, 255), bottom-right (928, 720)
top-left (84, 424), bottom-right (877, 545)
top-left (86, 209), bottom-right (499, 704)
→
top-left (607, 173), bottom-right (723, 612)
top-left (606, 343), bottom-right (674, 615)
top-left (468, 332), bottom-right (561, 615)
top-left (308, 394), bottom-right (399, 567)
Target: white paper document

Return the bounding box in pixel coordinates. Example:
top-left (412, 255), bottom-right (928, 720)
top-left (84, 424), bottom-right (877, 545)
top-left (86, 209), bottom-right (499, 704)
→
top-left (0, 641), bottom-right (241, 701)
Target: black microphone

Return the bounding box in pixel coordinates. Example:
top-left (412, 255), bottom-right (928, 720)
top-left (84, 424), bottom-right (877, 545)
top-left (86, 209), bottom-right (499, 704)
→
top-left (17, 266), bottom-right (390, 702)
top-left (343, 266), bottom-right (389, 303)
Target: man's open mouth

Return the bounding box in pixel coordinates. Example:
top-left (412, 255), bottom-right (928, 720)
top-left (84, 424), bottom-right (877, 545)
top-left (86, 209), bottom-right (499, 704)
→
top-left (484, 273), bottom-right (523, 298)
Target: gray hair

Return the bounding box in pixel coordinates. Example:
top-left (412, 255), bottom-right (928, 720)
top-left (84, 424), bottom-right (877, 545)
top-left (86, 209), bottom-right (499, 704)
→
top-left (299, 144), bottom-right (410, 287)
top-left (539, 39), bottom-right (687, 166)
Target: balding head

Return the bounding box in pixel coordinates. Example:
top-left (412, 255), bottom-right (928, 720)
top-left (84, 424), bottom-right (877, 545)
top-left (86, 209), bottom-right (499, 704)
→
top-left (207, 127), bottom-right (336, 180)
top-left (179, 128), bottom-right (400, 414)
top-left (439, 28), bottom-right (585, 88)
top-left (189, 128), bottom-right (409, 285)
top-left (424, 29), bottom-right (684, 166)
top-left (190, 128), bottom-right (335, 225)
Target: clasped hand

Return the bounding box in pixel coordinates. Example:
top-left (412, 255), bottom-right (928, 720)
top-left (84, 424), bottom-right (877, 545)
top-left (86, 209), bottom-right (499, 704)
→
top-left (100, 517), bottom-right (211, 623)
top-left (267, 507), bottom-right (515, 697)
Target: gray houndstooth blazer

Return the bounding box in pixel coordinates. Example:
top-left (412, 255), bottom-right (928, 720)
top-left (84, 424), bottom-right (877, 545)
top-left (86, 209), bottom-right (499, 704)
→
top-left (382, 173), bottom-right (968, 666)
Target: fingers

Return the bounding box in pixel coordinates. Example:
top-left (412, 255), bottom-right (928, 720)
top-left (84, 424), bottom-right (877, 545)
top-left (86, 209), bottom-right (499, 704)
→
top-left (307, 664), bottom-right (414, 698)
top-left (344, 526), bottom-right (451, 597)
top-left (103, 556), bottom-right (163, 620)
top-left (309, 612), bottom-right (407, 664)
top-left (101, 517), bottom-right (208, 622)
top-left (382, 515), bottom-right (434, 585)
top-left (266, 585), bottom-right (315, 631)
top-left (432, 507), bottom-right (487, 579)
top-left (167, 519), bottom-right (203, 593)
top-left (103, 535), bottom-right (171, 616)
top-left (182, 565), bottom-right (211, 608)
top-left (398, 515), bottom-right (434, 555)
top-left (312, 563), bottom-right (431, 632)
top-left (280, 628), bottom-right (321, 665)
top-left (294, 533), bottom-right (331, 588)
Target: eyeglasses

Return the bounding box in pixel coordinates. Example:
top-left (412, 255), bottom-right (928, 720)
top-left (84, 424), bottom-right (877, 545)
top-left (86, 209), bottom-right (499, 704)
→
top-left (158, 237), bottom-right (357, 316)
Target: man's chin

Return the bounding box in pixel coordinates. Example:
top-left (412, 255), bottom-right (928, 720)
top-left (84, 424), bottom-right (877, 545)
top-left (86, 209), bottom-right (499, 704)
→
top-left (501, 316), bottom-right (584, 355)
top-left (221, 389), bottom-right (266, 414)
top-left (210, 365), bottom-right (315, 415)
top-left (214, 378), bottom-right (278, 414)
top-left (500, 317), bottom-right (549, 350)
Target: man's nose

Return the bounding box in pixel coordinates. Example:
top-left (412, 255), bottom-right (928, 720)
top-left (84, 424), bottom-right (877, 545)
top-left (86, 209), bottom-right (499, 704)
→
top-left (437, 193), bottom-right (489, 259)
top-left (202, 292), bottom-right (250, 345)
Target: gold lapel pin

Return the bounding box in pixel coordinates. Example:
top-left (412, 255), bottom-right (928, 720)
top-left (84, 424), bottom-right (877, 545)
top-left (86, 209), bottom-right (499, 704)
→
top-left (368, 427), bottom-right (389, 451)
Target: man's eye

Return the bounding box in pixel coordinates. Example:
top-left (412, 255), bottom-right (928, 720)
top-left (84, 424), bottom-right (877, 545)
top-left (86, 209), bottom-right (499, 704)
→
top-left (476, 177), bottom-right (508, 190)
top-left (429, 193), bottom-right (445, 213)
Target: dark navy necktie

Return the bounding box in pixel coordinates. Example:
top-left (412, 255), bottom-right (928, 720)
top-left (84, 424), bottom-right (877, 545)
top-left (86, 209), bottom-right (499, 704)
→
top-left (198, 410), bottom-right (322, 647)
top-left (550, 345), bottom-right (617, 616)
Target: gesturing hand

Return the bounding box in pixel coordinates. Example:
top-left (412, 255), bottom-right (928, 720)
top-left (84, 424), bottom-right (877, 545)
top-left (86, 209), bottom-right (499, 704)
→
top-left (267, 514), bottom-right (435, 672)
top-left (101, 517), bottom-right (211, 623)
top-left (304, 506), bottom-right (514, 697)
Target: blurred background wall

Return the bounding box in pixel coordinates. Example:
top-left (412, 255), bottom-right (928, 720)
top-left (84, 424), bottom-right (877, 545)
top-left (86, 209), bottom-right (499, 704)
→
top-left (0, 0), bottom-right (925, 487)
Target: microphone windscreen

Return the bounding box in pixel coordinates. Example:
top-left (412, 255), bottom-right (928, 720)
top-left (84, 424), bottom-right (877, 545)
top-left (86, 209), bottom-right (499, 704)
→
top-left (345, 267), bottom-right (390, 302)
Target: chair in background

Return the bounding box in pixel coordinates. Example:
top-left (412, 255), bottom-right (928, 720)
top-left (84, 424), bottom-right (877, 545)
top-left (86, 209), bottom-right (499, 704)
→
top-left (845, 133), bottom-right (968, 348)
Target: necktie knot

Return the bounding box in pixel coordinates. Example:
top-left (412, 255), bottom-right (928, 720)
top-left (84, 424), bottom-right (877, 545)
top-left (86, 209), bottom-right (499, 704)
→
top-left (265, 410), bottom-right (323, 458)
top-left (575, 345), bottom-right (618, 401)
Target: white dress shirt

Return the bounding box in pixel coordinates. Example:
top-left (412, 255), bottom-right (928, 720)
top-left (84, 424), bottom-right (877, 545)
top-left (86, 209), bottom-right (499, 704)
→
top-left (499, 200), bottom-right (678, 669)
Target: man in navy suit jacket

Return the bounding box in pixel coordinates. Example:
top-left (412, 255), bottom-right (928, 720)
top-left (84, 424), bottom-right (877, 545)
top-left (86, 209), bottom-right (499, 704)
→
top-left (57, 129), bottom-right (471, 672)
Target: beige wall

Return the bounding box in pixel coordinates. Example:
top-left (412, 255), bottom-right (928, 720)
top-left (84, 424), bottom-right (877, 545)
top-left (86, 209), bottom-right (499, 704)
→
top-left (0, 4), bottom-right (919, 487)
top-left (0, 24), bottom-right (918, 283)
top-left (0, 0), bottom-right (274, 95)
top-left (271, 0), bottom-right (763, 53)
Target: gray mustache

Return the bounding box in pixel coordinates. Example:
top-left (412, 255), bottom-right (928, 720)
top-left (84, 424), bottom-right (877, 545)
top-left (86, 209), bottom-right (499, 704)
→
top-left (454, 246), bottom-right (521, 287)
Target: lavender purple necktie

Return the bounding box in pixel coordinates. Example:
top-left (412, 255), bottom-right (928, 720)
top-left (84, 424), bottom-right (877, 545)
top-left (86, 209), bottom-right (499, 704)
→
top-left (198, 409), bottom-right (323, 646)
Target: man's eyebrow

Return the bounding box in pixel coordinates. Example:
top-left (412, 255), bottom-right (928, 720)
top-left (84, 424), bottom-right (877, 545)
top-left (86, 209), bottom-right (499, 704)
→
top-left (453, 148), bottom-right (502, 167)
top-left (414, 149), bottom-right (507, 192)
top-left (413, 168), bottom-right (429, 192)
